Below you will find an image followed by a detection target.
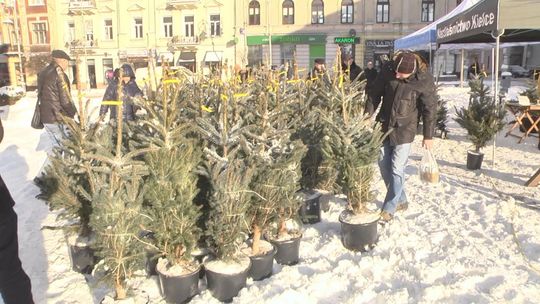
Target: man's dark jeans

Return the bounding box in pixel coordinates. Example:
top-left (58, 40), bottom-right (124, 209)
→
top-left (0, 210), bottom-right (34, 304)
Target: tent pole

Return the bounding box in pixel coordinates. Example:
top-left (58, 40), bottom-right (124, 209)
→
top-left (460, 49), bottom-right (464, 88)
top-left (492, 35), bottom-right (501, 171)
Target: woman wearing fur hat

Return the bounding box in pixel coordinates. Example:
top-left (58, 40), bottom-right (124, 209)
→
top-left (366, 51), bottom-right (437, 223)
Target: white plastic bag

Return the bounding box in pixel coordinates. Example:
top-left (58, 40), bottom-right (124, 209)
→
top-left (419, 149), bottom-right (440, 183)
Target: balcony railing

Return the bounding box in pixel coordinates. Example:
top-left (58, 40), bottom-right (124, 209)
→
top-left (68, 1), bottom-right (96, 11)
top-left (166, 0), bottom-right (199, 9)
top-left (169, 35), bottom-right (199, 48)
top-left (69, 40), bottom-right (98, 50)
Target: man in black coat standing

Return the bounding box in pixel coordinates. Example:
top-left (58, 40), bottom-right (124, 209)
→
top-left (37, 50), bottom-right (77, 149)
top-left (366, 51), bottom-right (437, 223)
top-left (0, 113), bottom-right (34, 304)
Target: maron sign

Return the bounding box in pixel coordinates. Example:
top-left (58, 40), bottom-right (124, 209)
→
top-left (436, 0), bottom-right (498, 43)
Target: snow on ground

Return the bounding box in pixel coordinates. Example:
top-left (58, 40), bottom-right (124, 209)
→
top-left (1, 81), bottom-right (539, 304)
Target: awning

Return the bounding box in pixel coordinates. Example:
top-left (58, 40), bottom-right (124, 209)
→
top-left (177, 51), bottom-right (196, 63)
top-left (437, 0), bottom-right (540, 45)
top-left (394, 0), bottom-right (481, 50)
top-left (203, 51), bottom-right (222, 62)
top-left (157, 52), bottom-right (174, 63)
top-left (118, 49), bottom-right (149, 58)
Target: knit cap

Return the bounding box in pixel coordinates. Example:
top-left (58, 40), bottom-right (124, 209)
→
top-left (394, 52), bottom-right (416, 74)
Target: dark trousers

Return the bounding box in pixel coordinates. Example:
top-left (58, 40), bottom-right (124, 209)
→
top-left (0, 210), bottom-right (34, 304)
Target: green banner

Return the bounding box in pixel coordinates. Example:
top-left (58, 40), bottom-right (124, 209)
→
top-left (334, 37), bottom-right (360, 44)
top-left (247, 35), bottom-right (327, 45)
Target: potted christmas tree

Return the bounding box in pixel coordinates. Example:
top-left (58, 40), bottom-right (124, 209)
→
top-left (454, 78), bottom-right (506, 170)
top-left (243, 75), bottom-right (306, 275)
top-left (87, 76), bottom-right (154, 300)
top-left (193, 80), bottom-right (253, 302)
top-left (320, 69), bottom-right (386, 251)
top-left (136, 75), bottom-right (203, 303)
top-left (35, 104), bottom-right (101, 274)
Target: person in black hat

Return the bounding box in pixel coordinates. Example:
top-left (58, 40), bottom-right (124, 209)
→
top-left (36, 49), bottom-right (77, 151)
top-left (0, 103), bottom-right (34, 304)
top-left (307, 58), bottom-right (327, 80)
top-left (366, 50), bottom-right (437, 223)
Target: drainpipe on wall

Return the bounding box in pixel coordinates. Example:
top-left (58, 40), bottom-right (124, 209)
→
top-left (233, 0), bottom-right (237, 67)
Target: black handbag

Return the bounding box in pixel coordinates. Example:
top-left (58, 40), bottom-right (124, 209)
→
top-left (31, 100), bottom-right (43, 129)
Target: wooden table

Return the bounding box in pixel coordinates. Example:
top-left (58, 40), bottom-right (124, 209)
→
top-left (505, 103), bottom-right (540, 143)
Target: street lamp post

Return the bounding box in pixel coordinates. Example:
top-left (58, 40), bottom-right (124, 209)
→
top-left (267, 0), bottom-right (272, 67)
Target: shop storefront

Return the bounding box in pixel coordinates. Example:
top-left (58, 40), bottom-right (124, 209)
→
top-left (334, 36), bottom-right (360, 62)
top-left (246, 34), bottom-right (327, 70)
top-left (364, 40), bottom-right (394, 70)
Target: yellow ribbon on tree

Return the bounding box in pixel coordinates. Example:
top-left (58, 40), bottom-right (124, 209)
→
top-left (163, 79), bottom-right (180, 84)
top-left (102, 100), bottom-right (123, 106)
top-left (201, 105), bottom-right (214, 113)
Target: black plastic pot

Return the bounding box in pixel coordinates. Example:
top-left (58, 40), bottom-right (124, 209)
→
top-left (466, 150), bottom-right (484, 170)
top-left (204, 259), bottom-right (251, 303)
top-left (191, 249), bottom-right (209, 279)
top-left (339, 210), bottom-right (378, 252)
top-left (68, 244), bottom-right (95, 274)
top-left (157, 265), bottom-right (200, 304)
top-left (317, 191), bottom-right (332, 212)
top-left (267, 233), bottom-right (302, 266)
top-left (297, 190), bottom-right (322, 224)
top-left (145, 249), bottom-right (159, 277)
top-left (248, 245), bottom-right (277, 281)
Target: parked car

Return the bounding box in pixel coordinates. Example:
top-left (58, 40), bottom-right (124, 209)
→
top-left (507, 65), bottom-right (531, 78)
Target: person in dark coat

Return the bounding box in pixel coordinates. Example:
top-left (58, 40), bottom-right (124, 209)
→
top-left (99, 64), bottom-right (142, 121)
top-left (366, 51), bottom-right (437, 223)
top-left (342, 55), bottom-right (363, 82)
top-left (364, 61), bottom-right (378, 90)
top-left (468, 58), bottom-right (480, 79)
top-left (38, 50), bottom-right (77, 125)
top-left (0, 104), bottom-right (34, 303)
top-left (37, 50), bottom-right (77, 147)
top-left (307, 58), bottom-right (327, 80)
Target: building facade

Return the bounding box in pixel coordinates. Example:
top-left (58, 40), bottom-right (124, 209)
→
top-left (235, 0), bottom-right (459, 72)
top-left (48, 0), bottom-right (237, 89)
top-left (0, 0), bottom-right (26, 87)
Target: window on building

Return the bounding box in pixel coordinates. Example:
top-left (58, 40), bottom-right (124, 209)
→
top-left (32, 22), bottom-right (47, 44)
top-left (421, 0), bottom-right (435, 22)
top-left (281, 44), bottom-right (296, 65)
top-left (85, 20), bottom-right (93, 43)
top-left (210, 14), bottom-right (221, 37)
top-left (28, 0), bottom-right (44, 5)
top-left (68, 21), bottom-right (75, 42)
top-left (376, 0), bottom-right (389, 23)
top-left (282, 0), bottom-right (294, 25)
top-left (311, 0), bottom-right (324, 24)
top-left (248, 45), bottom-right (263, 67)
top-left (185, 16), bottom-right (195, 37)
top-left (104, 19), bottom-right (113, 40)
top-left (249, 1), bottom-right (261, 25)
top-left (341, 0), bottom-right (353, 24)
top-left (134, 17), bottom-right (143, 39)
top-left (163, 16), bottom-right (173, 37)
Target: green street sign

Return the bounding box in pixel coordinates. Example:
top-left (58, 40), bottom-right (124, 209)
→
top-left (334, 37), bottom-right (360, 44)
top-left (247, 34), bottom-right (327, 45)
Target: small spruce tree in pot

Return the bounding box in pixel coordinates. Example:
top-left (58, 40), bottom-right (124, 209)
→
top-left (134, 73), bottom-right (203, 303)
top-left (454, 78), bottom-right (506, 170)
top-left (192, 79), bottom-right (254, 302)
top-left (319, 67), bottom-right (387, 251)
